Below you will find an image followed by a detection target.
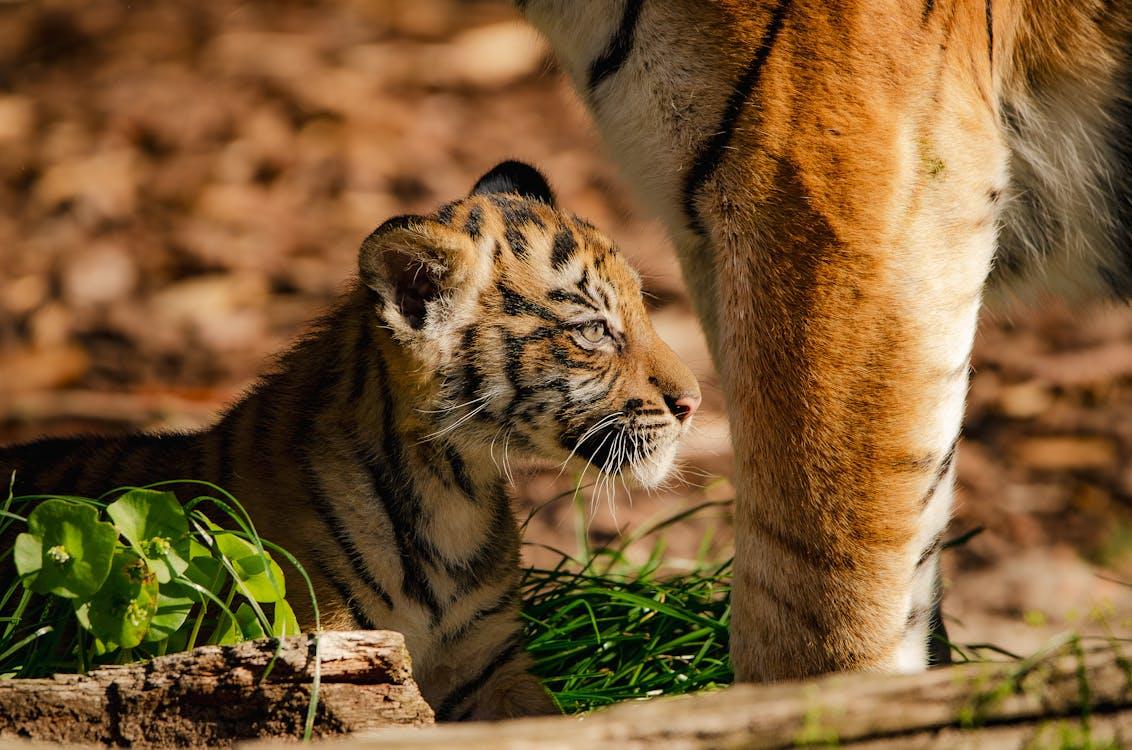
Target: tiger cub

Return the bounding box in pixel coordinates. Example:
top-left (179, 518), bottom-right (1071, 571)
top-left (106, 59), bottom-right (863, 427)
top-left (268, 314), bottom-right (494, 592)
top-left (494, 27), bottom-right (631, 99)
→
top-left (0, 161), bottom-right (702, 720)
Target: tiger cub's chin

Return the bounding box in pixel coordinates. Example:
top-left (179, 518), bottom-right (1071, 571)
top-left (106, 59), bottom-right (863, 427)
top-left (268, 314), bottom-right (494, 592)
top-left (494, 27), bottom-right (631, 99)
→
top-left (630, 440), bottom-right (682, 489)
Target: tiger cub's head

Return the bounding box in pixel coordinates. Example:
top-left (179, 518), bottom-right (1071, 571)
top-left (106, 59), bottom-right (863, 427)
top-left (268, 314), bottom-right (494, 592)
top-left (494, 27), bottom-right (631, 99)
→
top-left (359, 161), bottom-right (700, 488)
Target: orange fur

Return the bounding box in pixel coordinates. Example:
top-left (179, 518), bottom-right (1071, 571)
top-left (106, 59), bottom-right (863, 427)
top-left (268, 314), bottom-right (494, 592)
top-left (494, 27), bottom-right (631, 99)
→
top-left (521, 0), bottom-right (1132, 679)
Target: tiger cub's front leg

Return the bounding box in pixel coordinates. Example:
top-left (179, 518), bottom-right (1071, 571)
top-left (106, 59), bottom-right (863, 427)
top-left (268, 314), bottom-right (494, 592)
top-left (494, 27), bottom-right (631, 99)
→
top-left (520, 0), bottom-right (1007, 678)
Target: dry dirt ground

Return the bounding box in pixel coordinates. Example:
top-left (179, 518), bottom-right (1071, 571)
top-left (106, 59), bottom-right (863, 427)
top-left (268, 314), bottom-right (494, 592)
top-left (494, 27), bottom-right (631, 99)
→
top-left (1, 0), bottom-right (1131, 659)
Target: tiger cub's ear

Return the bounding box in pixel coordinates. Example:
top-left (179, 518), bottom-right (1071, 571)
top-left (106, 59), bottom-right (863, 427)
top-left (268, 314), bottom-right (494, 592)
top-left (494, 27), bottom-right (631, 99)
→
top-left (470, 160), bottom-right (556, 206)
top-left (359, 215), bottom-right (476, 332)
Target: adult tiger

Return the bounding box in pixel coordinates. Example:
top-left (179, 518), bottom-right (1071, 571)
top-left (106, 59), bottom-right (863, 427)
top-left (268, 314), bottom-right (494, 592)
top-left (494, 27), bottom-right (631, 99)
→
top-left (0, 161), bottom-right (702, 719)
top-left (517, 0), bottom-right (1132, 680)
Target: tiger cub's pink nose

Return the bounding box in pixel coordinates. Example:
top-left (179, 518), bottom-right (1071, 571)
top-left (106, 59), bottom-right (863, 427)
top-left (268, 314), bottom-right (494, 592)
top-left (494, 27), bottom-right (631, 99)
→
top-left (665, 393), bottom-right (701, 423)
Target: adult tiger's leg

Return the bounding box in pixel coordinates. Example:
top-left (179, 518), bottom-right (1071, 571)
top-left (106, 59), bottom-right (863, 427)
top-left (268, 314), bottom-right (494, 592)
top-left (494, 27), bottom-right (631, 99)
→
top-left (520, 0), bottom-right (1005, 679)
top-left (699, 10), bottom-right (1005, 679)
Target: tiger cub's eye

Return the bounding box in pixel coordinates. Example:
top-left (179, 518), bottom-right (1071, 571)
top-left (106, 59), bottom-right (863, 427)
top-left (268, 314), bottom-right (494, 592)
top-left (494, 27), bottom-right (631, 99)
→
top-left (579, 321), bottom-right (608, 344)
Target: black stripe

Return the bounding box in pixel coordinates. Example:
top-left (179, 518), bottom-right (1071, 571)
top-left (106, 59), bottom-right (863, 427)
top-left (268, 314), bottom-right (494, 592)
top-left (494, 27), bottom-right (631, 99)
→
top-left (498, 283), bottom-right (561, 322)
top-left (502, 333), bottom-right (527, 391)
top-left (364, 343), bottom-right (444, 620)
top-left (314, 559), bottom-right (378, 629)
top-left (492, 195), bottom-right (547, 230)
top-left (457, 326), bottom-right (484, 399)
top-left (452, 705), bottom-right (478, 723)
top-left (548, 288), bottom-right (599, 311)
top-left (550, 227), bottom-right (578, 270)
top-left (435, 634), bottom-right (524, 721)
top-left (564, 367), bottom-right (618, 411)
top-left (304, 465), bottom-right (396, 610)
top-left (418, 441), bottom-right (450, 486)
top-left (436, 201), bottom-right (457, 225)
top-left (750, 513), bottom-right (856, 571)
top-left (493, 197), bottom-right (544, 261)
top-left (595, 284), bottom-right (612, 311)
top-left (505, 225), bottom-right (529, 258)
top-left (439, 484), bottom-right (517, 595)
top-left (984, 0), bottom-right (993, 66)
top-left (572, 215), bottom-right (597, 234)
top-left (575, 268), bottom-right (602, 308)
top-left (915, 532), bottom-right (944, 568)
top-left (465, 204), bottom-right (484, 240)
top-left (922, 0), bottom-right (934, 22)
top-left (906, 604), bottom-right (932, 629)
top-left (587, 0), bottom-right (644, 92)
top-left (549, 343), bottom-right (591, 369)
top-left (748, 574), bottom-right (824, 634)
top-left (920, 436), bottom-right (958, 507)
top-left (680, 0), bottom-right (792, 235)
top-left (927, 581), bottom-right (952, 666)
top-left (296, 362), bottom-right (396, 611)
top-left (446, 446), bottom-right (476, 500)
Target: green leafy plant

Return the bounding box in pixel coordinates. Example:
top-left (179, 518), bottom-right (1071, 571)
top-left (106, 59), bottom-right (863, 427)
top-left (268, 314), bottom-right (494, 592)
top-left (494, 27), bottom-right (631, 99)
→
top-left (1, 479), bottom-right (316, 679)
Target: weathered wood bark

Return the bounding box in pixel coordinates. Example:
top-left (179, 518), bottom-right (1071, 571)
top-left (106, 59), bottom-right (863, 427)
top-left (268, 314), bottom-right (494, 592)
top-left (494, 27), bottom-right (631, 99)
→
top-left (250, 641), bottom-right (1131, 749)
top-left (0, 631), bottom-right (432, 748)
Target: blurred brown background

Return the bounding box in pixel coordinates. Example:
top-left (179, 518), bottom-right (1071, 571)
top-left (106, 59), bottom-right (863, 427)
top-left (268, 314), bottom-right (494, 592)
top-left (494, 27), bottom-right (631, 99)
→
top-left (1, 0), bottom-right (1130, 656)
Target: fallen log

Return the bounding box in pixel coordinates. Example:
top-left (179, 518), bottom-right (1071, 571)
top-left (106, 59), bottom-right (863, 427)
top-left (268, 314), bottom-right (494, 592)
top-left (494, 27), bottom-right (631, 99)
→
top-left (253, 639), bottom-right (1131, 749)
top-left (0, 631), bottom-right (433, 748)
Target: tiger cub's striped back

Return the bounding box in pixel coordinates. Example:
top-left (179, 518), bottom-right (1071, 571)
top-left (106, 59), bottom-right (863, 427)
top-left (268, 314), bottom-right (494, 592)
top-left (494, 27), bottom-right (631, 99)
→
top-left (0, 161), bottom-right (701, 720)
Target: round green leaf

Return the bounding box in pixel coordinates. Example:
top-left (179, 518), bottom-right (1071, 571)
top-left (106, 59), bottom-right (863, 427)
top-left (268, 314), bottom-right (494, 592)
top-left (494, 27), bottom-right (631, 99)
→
top-left (213, 532), bottom-right (286, 603)
top-left (182, 555), bottom-right (223, 604)
top-left (162, 628), bottom-right (190, 655)
top-left (13, 534), bottom-right (42, 580)
top-left (237, 603), bottom-right (266, 641)
top-left (83, 549), bottom-right (159, 648)
top-left (214, 602), bottom-right (266, 645)
top-left (16, 500), bottom-right (116, 599)
top-left (73, 601), bottom-right (120, 652)
top-left (188, 538), bottom-right (211, 559)
top-left (106, 489), bottom-right (190, 584)
top-left (144, 581), bottom-right (196, 642)
top-left (271, 599), bottom-right (300, 638)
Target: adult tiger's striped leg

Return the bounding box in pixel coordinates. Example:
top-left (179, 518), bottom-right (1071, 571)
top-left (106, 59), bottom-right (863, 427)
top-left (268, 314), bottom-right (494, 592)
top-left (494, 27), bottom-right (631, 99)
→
top-left (702, 2), bottom-right (1008, 679)
top-left (714, 147), bottom-right (997, 679)
top-left (520, 0), bottom-right (1007, 679)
